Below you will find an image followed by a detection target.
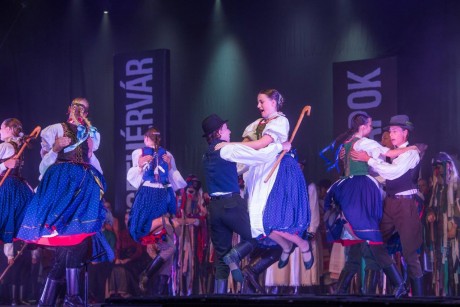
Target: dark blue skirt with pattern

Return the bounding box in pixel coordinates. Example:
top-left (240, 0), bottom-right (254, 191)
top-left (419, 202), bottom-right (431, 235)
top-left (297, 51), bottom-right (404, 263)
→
top-left (262, 155), bottom-right (310, 244)
top-left (17, 162), bottom-right (107, 240)
top-left (0, 176), bottom-right (33, 243)
top-left (128, 185), bottom-right (176, 242)
top-left (324, 175), bottom-right (383, 243)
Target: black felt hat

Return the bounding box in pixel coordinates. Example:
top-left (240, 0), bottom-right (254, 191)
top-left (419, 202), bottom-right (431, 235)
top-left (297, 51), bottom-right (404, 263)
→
top-left (201, 113), bottom-right (228, 137)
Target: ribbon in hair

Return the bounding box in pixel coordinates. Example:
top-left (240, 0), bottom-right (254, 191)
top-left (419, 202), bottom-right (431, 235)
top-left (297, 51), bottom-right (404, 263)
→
top-left (319, 140), bottom-right (343, 172)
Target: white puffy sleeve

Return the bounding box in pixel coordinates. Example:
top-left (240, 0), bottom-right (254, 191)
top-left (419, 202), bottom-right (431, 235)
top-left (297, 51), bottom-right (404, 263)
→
top-left (354, 138), bottom-right (389, 160)
top-left (38, 123), bottom-right (64, 179)
top-left (127, 148), bottom-right (144, 189)
top-left (167, 151), bottom-right (187, 192)
top-left (0, 142), bottom-right (15, 173)
top-left (263, 115), bottom-right (289, 143)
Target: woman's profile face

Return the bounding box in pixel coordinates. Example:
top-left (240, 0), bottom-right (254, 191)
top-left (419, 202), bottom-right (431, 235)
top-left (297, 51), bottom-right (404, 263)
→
top-left (0, 122), bottom-right (13, 141)
top-left (257, 94), bottom-right (277, 118)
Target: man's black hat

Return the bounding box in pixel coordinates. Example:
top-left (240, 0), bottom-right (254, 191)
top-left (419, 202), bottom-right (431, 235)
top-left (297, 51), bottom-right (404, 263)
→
top-left (201, 113), bottom-right (228, 137)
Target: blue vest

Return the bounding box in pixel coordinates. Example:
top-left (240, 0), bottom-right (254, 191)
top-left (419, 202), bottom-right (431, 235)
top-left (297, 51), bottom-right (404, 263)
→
top-left (202, 139), bottom-right (239, 194)
top-left (142, 146), bottom-right (170, 185)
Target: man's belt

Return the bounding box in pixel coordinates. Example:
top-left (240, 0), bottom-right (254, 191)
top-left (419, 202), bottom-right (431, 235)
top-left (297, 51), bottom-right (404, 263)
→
top-left (210, 192), bottom-right (239, 200)
top-left (387, 194), bottom-right (415, 199)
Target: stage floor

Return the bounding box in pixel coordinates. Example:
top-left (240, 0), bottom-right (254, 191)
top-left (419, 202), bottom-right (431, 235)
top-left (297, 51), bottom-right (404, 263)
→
top-left (102, 294), bottom-right (460, 306)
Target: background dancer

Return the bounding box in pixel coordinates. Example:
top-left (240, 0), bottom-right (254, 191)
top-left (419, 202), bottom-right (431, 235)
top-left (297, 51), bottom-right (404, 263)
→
top-left (324, 112), bottom-right (419, 298)
top-left (351, 114), bottom-right (426, 296)
top-left (0, 118), bottom-right (34, 304)
top-left (127, 127), bottom-right (186, 294)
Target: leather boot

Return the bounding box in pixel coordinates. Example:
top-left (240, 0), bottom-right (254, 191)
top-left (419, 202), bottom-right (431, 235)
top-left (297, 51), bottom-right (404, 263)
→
top-left (363, 269), bottom-right (380, 295)
top-left (383, 264), bottom-right (407, 298)
top-left (19, 285), bottom-right (30, 305)
top-left (410, 276), bottom-right (423, 297)
top-left (38, 278), bottom-right (60, 307)
top-left (155, 275), bottom-right (170, 295)
top-left (214, 279), bottom-right (228, 294)
top-left (64, 268), bottom-right (84, 307)
top-left (139, 256), bottom-right (165, 293)
top-left (11, 284), bottom-right (17, 306)
top-left (242, 247), bottom-right (282, 294)
top-left (335, 270), bottom-right (356, 294)
top-left (223, 240), bottom-right (257, 282)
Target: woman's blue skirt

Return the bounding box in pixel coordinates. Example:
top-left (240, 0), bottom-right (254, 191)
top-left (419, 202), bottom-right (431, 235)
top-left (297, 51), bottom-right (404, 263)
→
top-left (262, 155), bottom-right (310, 241)
top-left (17, 162), bottom-right (107, 241)
top-left (128, 185), bottom-right (176, 242)
top-left (0, 176), bottom-right (33, 242)
top-left (324, 175), bottom-right (383, 243)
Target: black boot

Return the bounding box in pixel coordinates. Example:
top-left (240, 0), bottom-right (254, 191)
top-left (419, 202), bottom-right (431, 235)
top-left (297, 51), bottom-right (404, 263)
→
top-left (242, 247), bottom-right (282, 294)
top-left (223, 240), bottom-right (257, 282)
top-left (214, 279), bottom-right (228, 294)
top-left (335, 270), bottom-right (356, 294)
top-left (363, 269), bottom-right (380, 295)
top-left (64, 268), bottom-right (84, 307)
top-left (139, 256), bottom-right (165, 293)
top-left (155, 275), bottom-right (170, 295)
top-left (383, 264), bottom-right (407, 298)
top-left (410, 276), bottom-right (423, 297)
top-left (38, 278), bottom-right (60, 307)
top-left (11, 285), bottom-right (17, 306)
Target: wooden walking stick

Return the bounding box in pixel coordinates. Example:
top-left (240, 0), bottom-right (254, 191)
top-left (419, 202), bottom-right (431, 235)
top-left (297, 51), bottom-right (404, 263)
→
top-left (264, 105), bottom-right (311, 183)
top-left (0, 125), bottom-right (41, 187)
top-left (0, 242), bottom-right (28, 282)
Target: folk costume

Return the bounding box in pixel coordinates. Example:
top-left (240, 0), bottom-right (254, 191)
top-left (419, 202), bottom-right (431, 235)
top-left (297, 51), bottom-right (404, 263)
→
top-left (127, 145), bottom-right (186, 293)
top-left (17, 121), bottom-right (112, 306)
top-left (0, 140), bottom-right (33, 244)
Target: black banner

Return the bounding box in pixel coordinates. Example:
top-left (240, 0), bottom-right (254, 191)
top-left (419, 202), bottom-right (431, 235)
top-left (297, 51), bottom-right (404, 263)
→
top-left (113, 49), bottom-right (170, 216)
top-left (333, 57), bottom-right (397, 140)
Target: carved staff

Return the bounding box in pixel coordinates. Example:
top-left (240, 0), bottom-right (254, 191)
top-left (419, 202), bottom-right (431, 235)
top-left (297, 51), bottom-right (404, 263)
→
top-left (264, 106), bottom-right (311, 183)
top-left (0, 126), bottom-right (41, 187)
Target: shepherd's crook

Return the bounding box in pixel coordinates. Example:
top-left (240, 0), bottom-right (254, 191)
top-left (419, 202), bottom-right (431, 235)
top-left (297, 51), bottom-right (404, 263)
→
top-left (0, 126), bottom-right (41, 187)
top-left (264, 106), bottom-right (311, 183)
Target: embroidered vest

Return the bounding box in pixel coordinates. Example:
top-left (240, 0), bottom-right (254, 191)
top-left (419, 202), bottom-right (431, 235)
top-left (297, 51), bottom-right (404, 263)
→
top-left (57, 122), bottom-right (90, 163)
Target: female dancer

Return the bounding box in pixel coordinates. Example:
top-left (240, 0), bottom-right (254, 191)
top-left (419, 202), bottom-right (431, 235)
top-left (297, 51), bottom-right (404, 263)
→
top-left (324, 112), bottom-right (418, 298)
top-left (0, 118), bottom-right (34, 251)
top-left (17, 98), bottom-right (112, 306)
top-left (127, 127), bottom-right (186, 293)
top-left (217, 89), bottom-right (313, 275)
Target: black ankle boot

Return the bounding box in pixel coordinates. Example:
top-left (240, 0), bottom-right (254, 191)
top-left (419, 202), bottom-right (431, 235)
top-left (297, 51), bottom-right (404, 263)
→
top-left (223, 240), bottom-right (257, 282)
top-left (410, 276), bottom-right (423, 297)
top-left (335, 270), bottom-right (356, 294)
top-left (383, 264), bottom-right (407, 298)
top-left (242, 247), bottom-right (282, 294)
top-left (363, 269), bottom-right (380, 295)
top-left (139, 256), bottom-right (165, 293)
top-left (64, 268), bottom-right (84, 307)
top-left (38, 278), bottom-right (60, 307)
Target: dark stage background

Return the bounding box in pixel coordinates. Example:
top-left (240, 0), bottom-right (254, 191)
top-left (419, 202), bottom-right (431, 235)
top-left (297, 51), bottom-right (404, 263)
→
top-left (1, 0), bottom-right (459, 215)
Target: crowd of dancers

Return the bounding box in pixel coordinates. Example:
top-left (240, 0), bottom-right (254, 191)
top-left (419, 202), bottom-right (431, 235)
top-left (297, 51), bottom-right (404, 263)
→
top-left (0, 91), bottom-right (459, 306)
